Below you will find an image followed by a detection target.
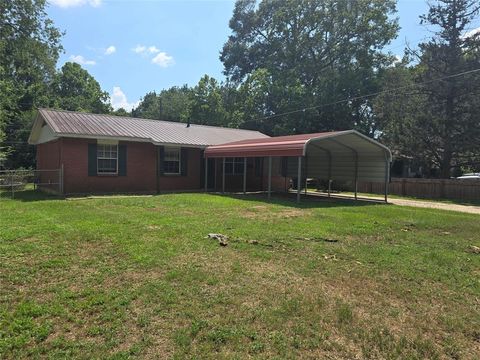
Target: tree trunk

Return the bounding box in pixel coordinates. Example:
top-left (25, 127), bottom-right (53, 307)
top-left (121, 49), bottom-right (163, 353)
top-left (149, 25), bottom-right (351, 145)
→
top-left (441, 148), bottom-right (452, 178)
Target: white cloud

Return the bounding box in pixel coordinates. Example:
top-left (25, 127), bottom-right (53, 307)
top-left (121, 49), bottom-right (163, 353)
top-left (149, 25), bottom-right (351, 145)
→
top-left (463, 27), bottom-right (480, 39)
top-left (110, 87), bottom-right (140, 111)
top-left (132, 45), bottom-right (146, 54)
top-left (151, 52), bottom-right (175, 68)
top-left (148, 46), bottom-right (160, 54)
top-left (70, 55), bottom-right (96, 66)
top-left (50, 0), bottom-right (101, 8)
top-left (104, 45), bottom-right (116, 55)
top-left (132, 45), bottom-right (161, 55)
top-left (132, 45), bottom-right (174, 67)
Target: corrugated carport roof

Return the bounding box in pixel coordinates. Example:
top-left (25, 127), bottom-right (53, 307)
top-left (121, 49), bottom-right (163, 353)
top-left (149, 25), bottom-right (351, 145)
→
top-left (204, 130), bottom-right (391, 160)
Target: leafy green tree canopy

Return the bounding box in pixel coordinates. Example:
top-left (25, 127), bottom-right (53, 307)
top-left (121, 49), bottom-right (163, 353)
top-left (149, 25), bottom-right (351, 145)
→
top-left (220, 0), bottom-right (399, 135)
top-left (50, 62), bottom-right (112, 114)
top-left (376, 0), bottom-right (480, 177)
top-left (0, 0), bottom-right (63, 168)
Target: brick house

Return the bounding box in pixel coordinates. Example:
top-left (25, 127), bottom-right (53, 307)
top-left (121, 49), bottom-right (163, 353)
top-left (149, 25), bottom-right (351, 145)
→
top-left (28, 109), bottom-right (287, 195)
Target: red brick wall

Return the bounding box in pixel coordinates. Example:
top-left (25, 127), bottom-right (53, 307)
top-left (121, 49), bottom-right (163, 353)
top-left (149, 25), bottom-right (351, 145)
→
top-left (59, 138), bottom-right (157, 194)
top-left (158, 147), bottom-right (203, 191)
top-left (36, 138), bottom-right (205, 195)
top-left (36, 138), bottom-right (289, 195)
top-left (36, 139), bottom-right (60, 170)
top-left (36, 139), bottom-right (62, 192)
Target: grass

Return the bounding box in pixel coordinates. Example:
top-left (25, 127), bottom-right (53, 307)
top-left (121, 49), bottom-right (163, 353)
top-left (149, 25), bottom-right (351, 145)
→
top-left (308, 187), bottom-right (480, 207)
top-left (1, 191), bottom-right (479, 359)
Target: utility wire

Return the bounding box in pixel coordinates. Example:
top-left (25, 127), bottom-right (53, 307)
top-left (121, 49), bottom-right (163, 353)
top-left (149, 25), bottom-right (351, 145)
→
top-left (2, 67), bottom-right (480, 139)
top-left (248, 67), bottom-right (480, 123)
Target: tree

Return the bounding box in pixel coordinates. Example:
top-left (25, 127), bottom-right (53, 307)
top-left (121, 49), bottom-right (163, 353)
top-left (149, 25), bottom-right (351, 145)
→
top-left (0, 0), bottom-right (63, 168)
top-left (132, 86), bottom-right (190, 122)
top-left (220, 0), bottom-right (399, 135)
top-left (187, 75), bottom-right (228, 126)
top-left (50, 62), bottom-right (112, 114)
top-left (157, 86), bottom-right (190, 122)
top-left (374, 64), bottom-right (435, 174)
top-left (132, 92), bottom-right (161, 119)
top-left (0, 65), bottom-right (15, 166)
top-left (376, 0), bottom-right (480, 177)
top-left (417, 0), bottom-right (480, 177)
top-left (112, 108), bottom-right (130, 117)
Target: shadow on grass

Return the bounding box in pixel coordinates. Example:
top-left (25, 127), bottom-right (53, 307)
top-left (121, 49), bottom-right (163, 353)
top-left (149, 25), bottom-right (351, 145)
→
top-left (1, 189), bottom-right (389, 209)
top-left (211, 191), bottom-right (388, 209)
top-left (0, 190), bottom-right (64, 202)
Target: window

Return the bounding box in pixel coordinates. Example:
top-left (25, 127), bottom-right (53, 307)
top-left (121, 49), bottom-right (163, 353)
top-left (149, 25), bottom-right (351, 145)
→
top-left (97, 143), bottom-right (118, 174)
top-left (164, 147), bottom-right (181, 174)
top-left (225, 157), bottom-right (245, 175)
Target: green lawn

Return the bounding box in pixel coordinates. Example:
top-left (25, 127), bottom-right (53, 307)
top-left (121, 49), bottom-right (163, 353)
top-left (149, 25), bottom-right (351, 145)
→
top-left (1, 191), bottom-right (479, 359)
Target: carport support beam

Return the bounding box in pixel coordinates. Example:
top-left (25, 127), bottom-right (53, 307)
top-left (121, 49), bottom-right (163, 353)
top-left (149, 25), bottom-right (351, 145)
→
top-left (204, 157), bottom-right (208, 192)
top-left (222, 157), bottom-right (226, 194)
top-left (297, 156), bottom-right (302, 203)
top-left (354, 153), bottom-right (358, 201)
top-left (384, 158), bottom-right (390, 203)
top-left (243, 157), bottom-right (247, 195)
top-left (328, 151), bottom-right (332, 198)
top-left (304, 156), bottom-right (308, 195)
top-left (267, 156), bottom-right (272, 199)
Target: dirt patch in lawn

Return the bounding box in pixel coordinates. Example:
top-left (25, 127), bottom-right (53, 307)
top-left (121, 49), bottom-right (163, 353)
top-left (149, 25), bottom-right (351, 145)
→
top-left (241, 207), bottom-right (311, 220)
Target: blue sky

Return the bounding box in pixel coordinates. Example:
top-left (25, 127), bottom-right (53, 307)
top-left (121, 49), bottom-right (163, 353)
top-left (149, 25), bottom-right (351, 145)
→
top-left (48, 0), bottom-right (433, 111)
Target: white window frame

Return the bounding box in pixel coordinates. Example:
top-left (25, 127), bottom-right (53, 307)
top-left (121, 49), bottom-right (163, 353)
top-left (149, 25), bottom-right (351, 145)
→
top-left (225, 157), bottom-right (245, 176)
top-left (164, 147), bottom-right (181, 175)
top-left (97, 141), bottom-right (118, 175)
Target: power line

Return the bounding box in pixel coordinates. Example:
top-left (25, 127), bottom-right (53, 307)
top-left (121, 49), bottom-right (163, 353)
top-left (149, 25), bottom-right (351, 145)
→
top-left (248, 67), bottom-right (480, 123)
top-left (3, 67), bottom-right (480, 137)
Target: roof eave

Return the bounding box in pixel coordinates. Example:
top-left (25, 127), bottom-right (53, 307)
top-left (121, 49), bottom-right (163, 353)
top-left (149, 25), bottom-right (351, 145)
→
top-left (52, 133), bottom-right (209, 148)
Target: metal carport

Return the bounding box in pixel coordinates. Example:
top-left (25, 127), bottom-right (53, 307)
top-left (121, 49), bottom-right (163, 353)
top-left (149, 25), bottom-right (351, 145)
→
top-left (204, 130), bottom-right (392, 203)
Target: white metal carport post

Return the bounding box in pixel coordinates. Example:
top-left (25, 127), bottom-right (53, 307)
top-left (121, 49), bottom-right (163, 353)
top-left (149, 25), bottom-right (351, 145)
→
top-left (267, 156), bottom-right (272, 199)
top-left (327, 151), bottom-right (332, 198)
top-left (354, 152), bottom-right (358, 201)
top-left (297, 156), bottom-right (302, 203)
top-left (384, 153), bottom-right (390, 203)
top-left (243, 157), bottom-right (247, 195)
top-left (204, 157), bottom-right (208, 192)
top-left (222, 157), bottom-right (226, 193)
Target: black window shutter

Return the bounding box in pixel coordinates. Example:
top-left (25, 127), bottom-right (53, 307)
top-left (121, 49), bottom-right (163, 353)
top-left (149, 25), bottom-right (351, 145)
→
top-left (181, 148), bottom-right (188, 176)
top-left (88, 143), bottom-right (97, 176)
top-left (158, 146), bottom-right (165, 175)
top-left (118, 145), bottom-right (127, 176)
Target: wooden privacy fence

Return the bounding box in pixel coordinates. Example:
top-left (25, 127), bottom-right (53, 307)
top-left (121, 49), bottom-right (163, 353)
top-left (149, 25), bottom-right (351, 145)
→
top-left (357, 178), bottom-right (480, 201)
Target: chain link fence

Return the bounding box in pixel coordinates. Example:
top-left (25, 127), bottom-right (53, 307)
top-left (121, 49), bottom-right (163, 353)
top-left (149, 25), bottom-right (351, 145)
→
top-left (0, 169), bottom-right (63, 199)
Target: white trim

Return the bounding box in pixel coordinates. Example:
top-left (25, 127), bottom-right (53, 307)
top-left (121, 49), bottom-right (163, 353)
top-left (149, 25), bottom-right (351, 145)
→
top-left (97, 139), bottom-right (119, 145)
top-left (52, 133), bottom-right (207, 149)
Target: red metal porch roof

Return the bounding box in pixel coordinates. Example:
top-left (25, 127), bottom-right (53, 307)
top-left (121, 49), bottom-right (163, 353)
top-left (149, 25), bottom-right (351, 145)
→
top-left (204, 131), bottom-right (346, 158)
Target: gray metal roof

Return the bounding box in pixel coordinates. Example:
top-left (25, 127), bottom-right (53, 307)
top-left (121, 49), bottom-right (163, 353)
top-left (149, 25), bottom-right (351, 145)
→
top-left (31, 108), bottom-right (268, 146)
